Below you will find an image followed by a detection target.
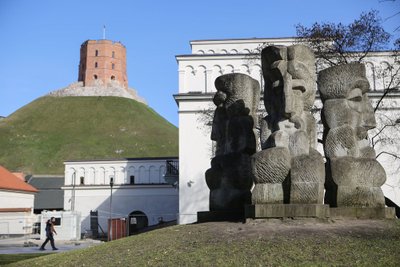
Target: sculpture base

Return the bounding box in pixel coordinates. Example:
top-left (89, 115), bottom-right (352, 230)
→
top-left (245, 204), bottom-right (330, 219)
top-left (329, 207), bottom-right (396, 219)
top-left (197, 210), bottom-right (245, 223)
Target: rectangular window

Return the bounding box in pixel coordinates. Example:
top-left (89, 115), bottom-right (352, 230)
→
top-left (53, 218), bottom-right (61, 226)
top-left (130, 175), bottom-right (135, 185)
top-left (80, 176), bottom-right (84, 185)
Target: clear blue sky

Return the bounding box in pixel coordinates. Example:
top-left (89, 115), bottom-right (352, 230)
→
top-left (0, 0), bottom-right (398, 126)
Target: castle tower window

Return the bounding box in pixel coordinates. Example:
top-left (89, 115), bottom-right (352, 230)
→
top-left (95, 62), bottom-right (98, 68)
top-left (112, 51), bottom-right (115, 58)
top-left (112, 63), bottom-right (115, 70)
top-left (111, 75), bottom-right (115, 80)
top-left (94, 74), bottom-right (98, 79)
top-left (95, 50), bottom-right (99, 56)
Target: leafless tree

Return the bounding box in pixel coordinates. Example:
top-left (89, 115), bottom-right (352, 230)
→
top-left (295, 10), bottom-right (392, 66)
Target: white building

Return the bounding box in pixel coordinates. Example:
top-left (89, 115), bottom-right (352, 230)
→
top-left (62, 157), bottom-right (179, 235)
top-left (0, 165), bottom-right (38, 235)
top-left (174, 37), bottom-right (400, 224)
top-left (40, 211), bottom-right (81, 241)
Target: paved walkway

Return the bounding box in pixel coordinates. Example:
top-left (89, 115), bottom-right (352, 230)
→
top-left (0, 234), bottom-right (103, 254)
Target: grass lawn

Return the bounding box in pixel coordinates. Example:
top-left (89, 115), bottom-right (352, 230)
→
top-left (0, 253), bottom-right (52, 266)
top-left (5, 219), bottom-right (400, 266)
top-left (0, 96), bottom-right (178, 174)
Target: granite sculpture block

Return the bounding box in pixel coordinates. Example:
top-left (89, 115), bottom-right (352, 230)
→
top-left (318, 62), bottom-right (386, 208)
top-left (205, 73), bottom-right (260, 212)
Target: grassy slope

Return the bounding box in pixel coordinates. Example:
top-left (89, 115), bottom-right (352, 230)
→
top-left (6, 220), bottom-right (400, 266)
top-left (0, 253), bottom-right (51, 266)
top-left (0, 96), bottom-right (178, 174)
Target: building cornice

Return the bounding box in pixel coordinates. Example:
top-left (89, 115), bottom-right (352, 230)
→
top-left (173, 93), bottom-right (213, 105)
top-left (62, 184), bottom-right (174, 190)
top-left (174, 90), bottom-right (400, 107)
top-left (190, 37), bottom-right (298, 45)
top-left (176, 51), bottom-right (397, 62)
top-left (64, 156), bottom-right (178, 165)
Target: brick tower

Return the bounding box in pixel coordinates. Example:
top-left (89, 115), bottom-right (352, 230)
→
top-left (78, 40), bottom-right (128, 88)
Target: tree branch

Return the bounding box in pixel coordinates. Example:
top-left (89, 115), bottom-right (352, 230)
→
top-left (376, 151), bottom-right (400, 160)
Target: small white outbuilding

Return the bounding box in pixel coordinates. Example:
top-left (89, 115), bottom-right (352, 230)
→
top-left (0, 165), bottom-right (38, 236)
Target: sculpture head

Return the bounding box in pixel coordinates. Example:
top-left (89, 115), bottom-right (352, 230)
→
top-left (214, 73), bottom-right (260, 118)
top-left (287, 45), bottom-right (317, 111)
top-left (318, 62), bottom-right (376, 138)
top-left (262, 45), bottom-right (316, 122)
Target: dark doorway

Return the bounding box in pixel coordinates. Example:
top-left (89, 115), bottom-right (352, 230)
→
top-left (128, 211), bottom-right (148, 235)
top-left (90, 210), bottom-right (99, 238)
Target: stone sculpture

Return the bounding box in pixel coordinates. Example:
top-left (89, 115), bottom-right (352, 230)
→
top-left (318, 62), bottom-right (386, 207)
top-left (252, 45), bottom-right (325, 205)
top-left (205, 73), bottom-right (260, 212)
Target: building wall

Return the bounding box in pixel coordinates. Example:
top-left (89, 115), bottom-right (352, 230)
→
top-left (0, 212), bottom-right (37, 235)
top-left (63, 158), bottom-right (179, 233)
top-left (0, 191), bottom-right (35, 210)
top-left (190, 38), bottom-right (296, 55)
top-left (178, 100), bottom-right (212, 223)
top-left (63, 185), bottom-right (178, 233)
top-left (64, 159), bottom-right (173, 186)
top-left (40, 211), bottom-right (81, 241)
top-left (78, 40), bottom-right (128, 88)
top-left (175, 37), bottom-right (400, 224)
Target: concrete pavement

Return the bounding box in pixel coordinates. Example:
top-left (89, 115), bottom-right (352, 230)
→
top-left (0, 234), bottom-right (103, 254)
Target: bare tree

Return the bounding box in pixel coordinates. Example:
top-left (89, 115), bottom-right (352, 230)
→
top-left (296, 9), bottom-right (399, 136)
top-left (295, 10), bottom-right (392, 66)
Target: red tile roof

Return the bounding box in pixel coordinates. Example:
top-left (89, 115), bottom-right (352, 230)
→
top-left (0, 165), bottom-right (38, 193)
top-left (12, 172), bottom-right (26, 181)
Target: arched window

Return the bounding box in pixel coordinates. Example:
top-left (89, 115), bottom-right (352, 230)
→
top-left (94, 74), bottom-right (98, 80)
top-left (112, 51), bottom-right (115, 58)
top-left (111, 75), bottom-right (115, 80)
top-left (112, 63), bottom-right (115, 70)
top-left (138, 166), bottom-right (146, 184)
top-left (149, 166), bottom-right (158, 183)
top-left (95, 62), bottom-right (98, 68)
top-left (95, 50), bottom-right (99, 56)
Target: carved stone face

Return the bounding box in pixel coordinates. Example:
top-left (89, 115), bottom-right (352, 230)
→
top-left (287, 45), bottom-right (316, 112)
top-left (318, 63), bottom-right (386, 208)
top-left (262, 45), bottom-right (316, 122)
top-left (319, 62), bottom-right (376, 139)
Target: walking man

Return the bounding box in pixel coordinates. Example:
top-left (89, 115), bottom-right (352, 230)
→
top-left (39, 217), bottom-right (58, 250)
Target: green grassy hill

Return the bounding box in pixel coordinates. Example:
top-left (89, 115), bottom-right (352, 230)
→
top-left (4, 220), bottom-right (400, 266)
top-left (0, 96), bottom-right (178, 174)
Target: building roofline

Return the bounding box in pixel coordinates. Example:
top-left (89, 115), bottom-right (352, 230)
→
top-left (81, 39), bottom-right (126, 47)
top-left (190, 36), bottom-right (298, 43)
top-left (176, 50), bottom-right (398, 61)
top-left (186, 37), bottom-right (398, 54)
top-left (0, 165), bottom-right (38, 193)
top-left (64, 156), bottom-right (178, 163)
